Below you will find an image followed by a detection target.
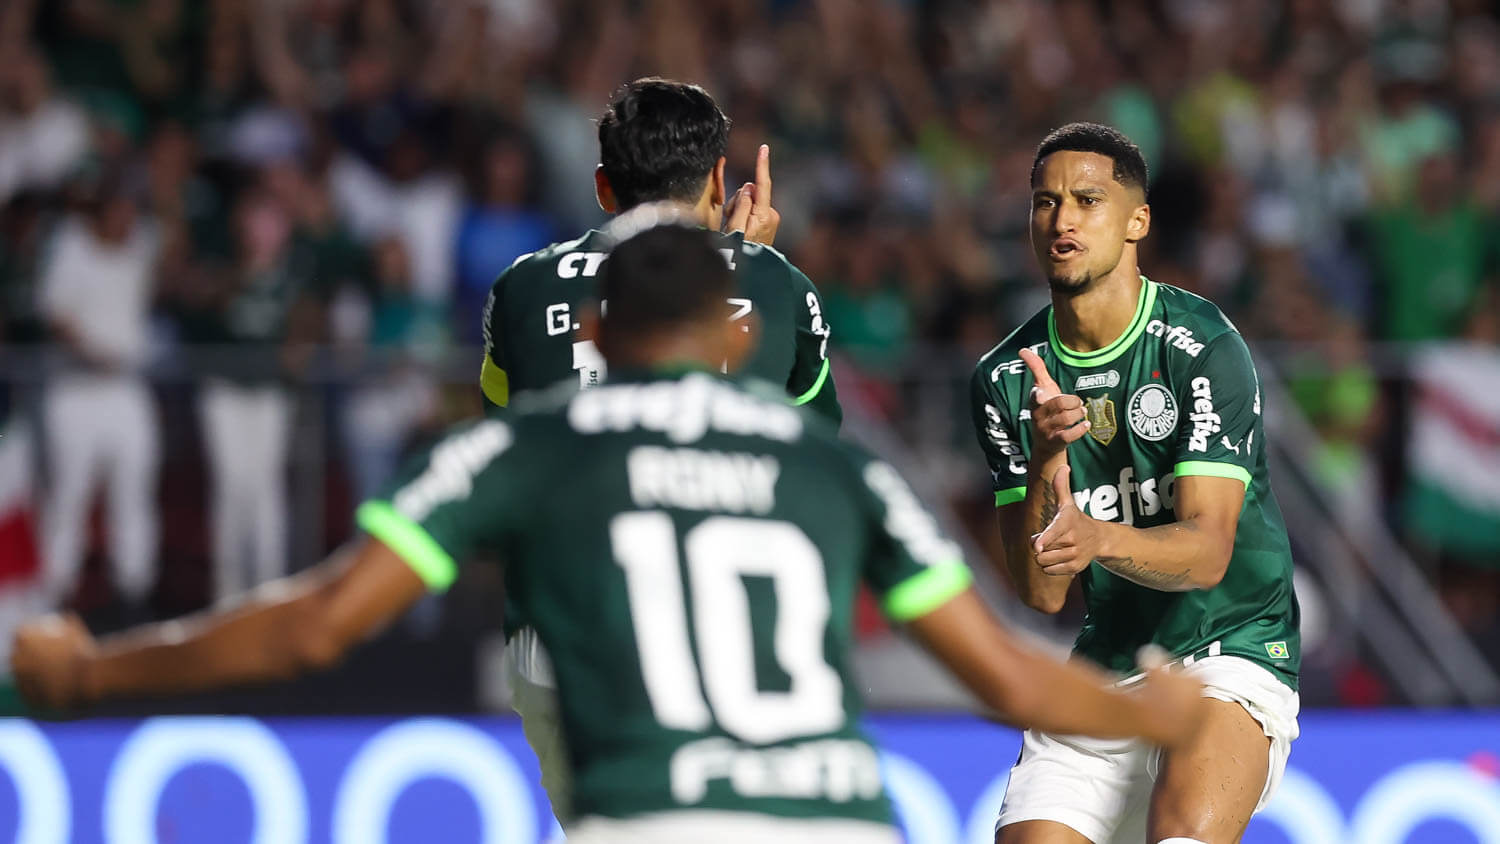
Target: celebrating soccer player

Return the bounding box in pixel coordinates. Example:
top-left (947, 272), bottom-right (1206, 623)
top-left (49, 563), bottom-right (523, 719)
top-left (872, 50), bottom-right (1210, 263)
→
top-left (477, 76), bottom-right (841, 824)
top-left (13, 218), bottom-right (1206, 843)
top-left (970, 123), bottom-right (1301, 844)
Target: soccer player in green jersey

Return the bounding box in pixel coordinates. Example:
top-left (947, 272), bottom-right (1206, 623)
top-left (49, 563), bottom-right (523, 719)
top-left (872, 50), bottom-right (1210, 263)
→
top-left (480, 76), bottom-right (841, 824)
top-left (970, 123), bottom-right (1301, 844)
top-left (13, 221), bottom-right (1207, 843)
top-left (479, 77), bottom-right (837, 423)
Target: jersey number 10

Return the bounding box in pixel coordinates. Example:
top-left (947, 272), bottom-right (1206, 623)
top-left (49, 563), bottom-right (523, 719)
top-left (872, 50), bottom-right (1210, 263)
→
top-left (611, 511), bottom-right (845, 744)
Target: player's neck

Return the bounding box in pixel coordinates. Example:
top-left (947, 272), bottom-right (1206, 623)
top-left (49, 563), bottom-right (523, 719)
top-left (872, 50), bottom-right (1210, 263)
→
top-left (601, 332), bottom-right (723, 376)
top-left (1049, 267), bottom-right (1144, 354)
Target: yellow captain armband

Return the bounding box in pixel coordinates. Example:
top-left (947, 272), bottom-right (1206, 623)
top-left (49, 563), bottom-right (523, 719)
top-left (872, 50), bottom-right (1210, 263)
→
top-left (480, 356), bottom-right (510, 407)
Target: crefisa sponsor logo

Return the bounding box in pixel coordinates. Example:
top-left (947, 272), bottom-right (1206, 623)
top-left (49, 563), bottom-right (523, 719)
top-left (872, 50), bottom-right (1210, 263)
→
top-left (1187, 376), bottom-right (1222, 453)
top-left (1146, 319), bottom-right (1205, 357)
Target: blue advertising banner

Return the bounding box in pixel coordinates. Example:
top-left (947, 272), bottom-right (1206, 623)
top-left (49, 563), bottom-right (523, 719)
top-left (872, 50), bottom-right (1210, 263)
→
top-left (0, 712), bottom-right (1496, 843)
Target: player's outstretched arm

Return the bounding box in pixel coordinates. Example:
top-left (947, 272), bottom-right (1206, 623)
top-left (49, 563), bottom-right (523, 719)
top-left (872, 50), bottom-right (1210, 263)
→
top-left (905, 587), bottom-right (1205, 747)
top-left (10, 538), bottom-right (428, 710)
top-left (1032, 470), bottom-right (1242, 591)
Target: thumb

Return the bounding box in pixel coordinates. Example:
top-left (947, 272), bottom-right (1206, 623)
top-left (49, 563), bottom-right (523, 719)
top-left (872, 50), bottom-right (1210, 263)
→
top-left (1136, 644), bottom-right (1171, 672)
top-left (724, 183), bottom-right (753, 232)
top-left (1051, 464), bottom-right (1073, 505)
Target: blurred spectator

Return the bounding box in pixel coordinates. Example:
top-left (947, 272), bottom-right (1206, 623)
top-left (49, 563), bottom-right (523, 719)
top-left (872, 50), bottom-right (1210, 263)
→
top-left (453, 129), bottom-right (556, 343)
top-left (196, 183), bottom-right (311, 602)
top-left (340, 236), bottom-right (444, 503)
top-left (0, 47), bottom-right (90, 204)
top-left (1364, 152), bottom-right (1496, 342)
top-left (37, 176), bottom-right (160, 614)
top-left (822, 220), bottom-right (913, 371)
top-left (2, 0), bottom-right (1498, 706)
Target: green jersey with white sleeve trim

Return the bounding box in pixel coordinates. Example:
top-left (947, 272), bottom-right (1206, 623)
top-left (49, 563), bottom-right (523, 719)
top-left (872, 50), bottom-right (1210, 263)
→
top-left (970, 278), bottom-right (1300, 690)
top-left (358, 371), bottom-right (969, 824)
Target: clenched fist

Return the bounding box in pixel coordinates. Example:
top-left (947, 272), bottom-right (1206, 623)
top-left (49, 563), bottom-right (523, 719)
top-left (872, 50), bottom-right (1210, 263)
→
top-left (1019, 347), bottom-right (1089, 460)
top-left (1032, 464), bottom-right (1104, 576)
top-left (10, 613), bottom-right (95, 711)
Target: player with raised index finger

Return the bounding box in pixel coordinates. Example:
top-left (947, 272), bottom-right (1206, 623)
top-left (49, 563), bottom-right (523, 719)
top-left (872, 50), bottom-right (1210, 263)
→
top-left (478, 77), bottom-right (840, 826)
top-left (969, 123), bottom-right (1301, 844)
top-left (13, 219), bottom-right (1210, 844)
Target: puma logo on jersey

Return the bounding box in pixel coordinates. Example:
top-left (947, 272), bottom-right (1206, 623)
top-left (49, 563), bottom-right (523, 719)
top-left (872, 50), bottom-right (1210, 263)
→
top-left (1073, 467), bottom-right (1176, 525)
top-left (1147, 319), bottom-right (1205, 357)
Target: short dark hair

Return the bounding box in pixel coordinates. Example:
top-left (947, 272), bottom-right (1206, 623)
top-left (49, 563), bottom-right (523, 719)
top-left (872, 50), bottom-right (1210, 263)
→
top-left (598, 78), bottom-right (730, 209)
top-left (598, 223), bottom-right (732, 336)
top-left (1031, 122), bottom-right (1149, 195)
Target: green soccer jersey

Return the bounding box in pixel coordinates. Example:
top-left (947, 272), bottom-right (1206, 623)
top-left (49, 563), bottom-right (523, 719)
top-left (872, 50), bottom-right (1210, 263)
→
top-left (358, 370), bottom-right (969, 823)
top-left (970, 278), bottom-right (1300, 690)
top-left (480, 229), bottom-right (841, 425)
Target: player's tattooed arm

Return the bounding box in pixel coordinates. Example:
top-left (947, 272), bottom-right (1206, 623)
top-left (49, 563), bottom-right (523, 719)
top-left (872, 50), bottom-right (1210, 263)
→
top-left (1096, 556), bottom-right (1191, 590)
top-left (990, 348), bottom-right (1088, 614)
top-left (1038, 472), bottom-right (1061, 526)
top-left (1032, 473), bottom-right (1243, 592)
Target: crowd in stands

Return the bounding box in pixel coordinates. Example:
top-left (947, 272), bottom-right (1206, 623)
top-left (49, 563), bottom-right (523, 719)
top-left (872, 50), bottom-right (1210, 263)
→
top-left (1, 0), bottom-right (1498, 706)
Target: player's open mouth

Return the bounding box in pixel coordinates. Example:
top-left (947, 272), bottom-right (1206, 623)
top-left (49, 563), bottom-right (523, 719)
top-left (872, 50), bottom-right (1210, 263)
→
top-left (1049, 239), bottom-right (1082, 260)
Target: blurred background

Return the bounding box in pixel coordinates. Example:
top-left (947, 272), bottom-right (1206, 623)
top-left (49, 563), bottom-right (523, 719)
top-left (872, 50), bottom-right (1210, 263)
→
top-left (0, 0), bottom-right (1499, 719)
top-left (5, 1), bottom-right (1500, 840)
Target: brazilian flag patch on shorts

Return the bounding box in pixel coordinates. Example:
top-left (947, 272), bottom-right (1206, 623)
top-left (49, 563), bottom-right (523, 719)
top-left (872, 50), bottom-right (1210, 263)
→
top-left (1264, 641), bottom-right (1289, 659)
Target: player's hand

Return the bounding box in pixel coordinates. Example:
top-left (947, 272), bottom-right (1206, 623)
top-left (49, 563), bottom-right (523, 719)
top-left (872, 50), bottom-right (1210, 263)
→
top-left (10, 613), bottom-right (96, 711)
top-left (723, 144), bottom-right (780, 245)
top-left (1133, 645), bottom-right (1208, 750)
top-left (1032, 465), bottom-right (1101, 575)
top-left (1019, 347), bottom-right (1087, 460)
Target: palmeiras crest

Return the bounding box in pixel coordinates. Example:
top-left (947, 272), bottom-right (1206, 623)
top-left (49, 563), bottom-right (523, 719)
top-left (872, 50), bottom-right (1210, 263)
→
top-left (1085, 395), bottom-right (1117, 445)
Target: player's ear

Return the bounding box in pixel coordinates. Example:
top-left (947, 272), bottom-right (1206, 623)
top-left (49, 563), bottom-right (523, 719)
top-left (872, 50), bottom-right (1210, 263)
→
top-left (595, 166), bottom-right (618, 214)
top-left (1125, 201), bottom-right (1150, 243)
top-left (709, 157), bottom-right (727, 209)
top-left (723, 310), bottom-right (759, 373)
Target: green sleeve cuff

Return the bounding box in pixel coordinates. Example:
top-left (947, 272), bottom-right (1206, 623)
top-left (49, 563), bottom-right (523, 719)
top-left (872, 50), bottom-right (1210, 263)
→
top-left (792, 359), bottom-right (831, 406)
top-left (883, 561), bottom-right (972, 622)
top-left (1174, 461), bottom-right (1252, 489)
top-left (356, 501), bottom-right (459, 593)
top-left (994, 487), bottom-right (1026, 507)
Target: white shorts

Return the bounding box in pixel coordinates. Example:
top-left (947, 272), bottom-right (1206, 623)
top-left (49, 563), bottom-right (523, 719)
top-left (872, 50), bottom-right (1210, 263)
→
top-left (566, 811), bottom-right (901, 843)
top-left (504, 639), bottom-right (572, 826)
top-left (995, 654), bottom-right (1300, 844)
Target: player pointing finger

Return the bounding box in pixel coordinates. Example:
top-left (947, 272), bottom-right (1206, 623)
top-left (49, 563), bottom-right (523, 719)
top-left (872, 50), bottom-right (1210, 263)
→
top-left (724, 143), bottom-right (780, 245)
top-left (1019, 347), bottom-right (1089, 457)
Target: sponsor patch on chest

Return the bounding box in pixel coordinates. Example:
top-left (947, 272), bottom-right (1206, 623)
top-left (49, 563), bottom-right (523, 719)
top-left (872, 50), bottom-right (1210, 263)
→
top-left (1074, 370), bottom-right (1121, 391)
top-left (1084, 396), bottom-right (1118, 445)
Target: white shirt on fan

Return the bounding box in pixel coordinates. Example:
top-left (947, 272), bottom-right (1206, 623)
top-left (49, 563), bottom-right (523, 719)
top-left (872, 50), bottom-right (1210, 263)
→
top-left (39, 216), bottom-right (160, 372)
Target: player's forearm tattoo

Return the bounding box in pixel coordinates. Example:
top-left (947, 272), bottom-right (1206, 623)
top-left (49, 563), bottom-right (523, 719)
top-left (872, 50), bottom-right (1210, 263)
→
top-left (1039, 474), bottom-right (1060, 526)
top-left (1098, 556), bottom-right (1191, 590)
